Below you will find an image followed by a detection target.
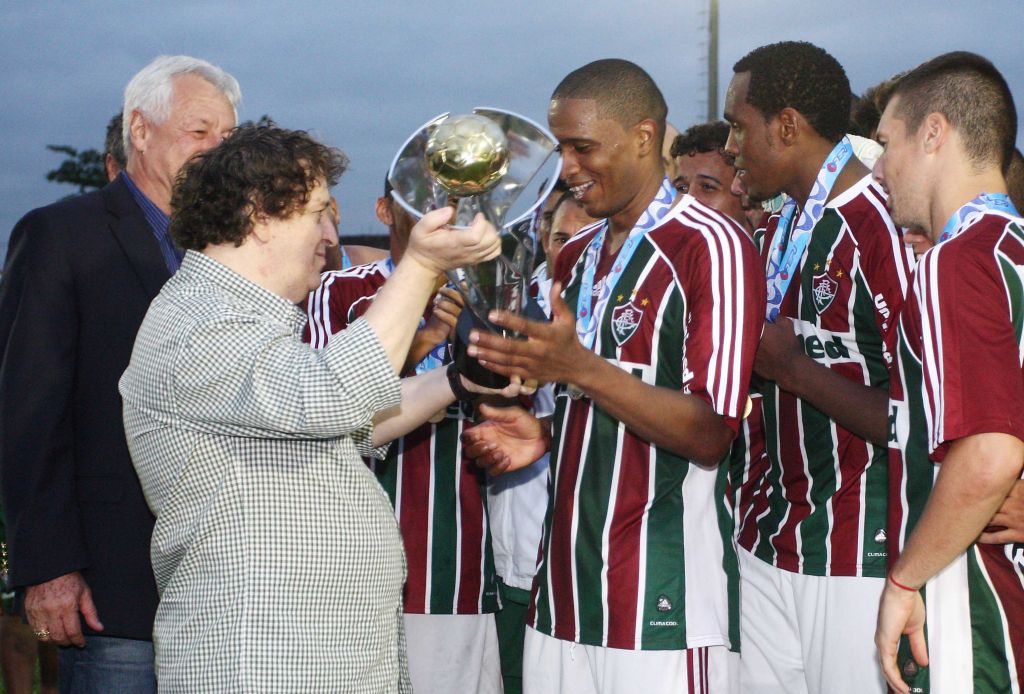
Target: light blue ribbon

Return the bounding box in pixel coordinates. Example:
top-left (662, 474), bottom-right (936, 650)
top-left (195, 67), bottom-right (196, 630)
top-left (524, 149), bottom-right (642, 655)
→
top-left (937, 193), bottom-right (1019, 244)
top-left (574, 178), bottom-right (676, 350)
top-left (764, 137), bottom-right (854, 322)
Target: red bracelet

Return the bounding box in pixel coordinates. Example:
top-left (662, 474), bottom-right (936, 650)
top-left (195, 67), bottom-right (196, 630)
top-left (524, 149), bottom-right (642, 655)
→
top-left (888, 573), bottom-right (918, 592)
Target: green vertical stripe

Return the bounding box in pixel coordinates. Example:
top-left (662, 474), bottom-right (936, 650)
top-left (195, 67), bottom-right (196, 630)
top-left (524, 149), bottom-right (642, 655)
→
top-left (796, 213), bottom-right (845, 572)
top-left (967, 548), bottom-right (1013, 693)
top-left (640, 446), bottom-right (688, 649)
top-left (899, 335), bottom-right (933, 539)
top-left (639, 286), bottom-right (690, 649)
top-left (573, 402), bottom-right (614, 643)
top-left (428, 418), bottom-right (460, 612)
top-left (850, 248), bottom-right (892, 576)
top-left (755, 382), bottom-right (783, 565)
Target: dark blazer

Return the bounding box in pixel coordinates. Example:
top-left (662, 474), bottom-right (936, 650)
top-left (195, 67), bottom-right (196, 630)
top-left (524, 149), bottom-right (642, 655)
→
top-left (0, 176), bottom-right (170, 640)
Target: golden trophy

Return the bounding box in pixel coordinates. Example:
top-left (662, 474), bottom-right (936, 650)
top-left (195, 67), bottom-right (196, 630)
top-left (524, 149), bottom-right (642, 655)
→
top-left (389, 108), bottom-right (561, 387)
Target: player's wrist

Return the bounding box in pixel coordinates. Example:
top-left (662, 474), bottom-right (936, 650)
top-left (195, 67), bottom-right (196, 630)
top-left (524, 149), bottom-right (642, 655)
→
top-left (888, 571), bottom-right (920, 593)
top-left (397, 249), bottom-right (445, 283)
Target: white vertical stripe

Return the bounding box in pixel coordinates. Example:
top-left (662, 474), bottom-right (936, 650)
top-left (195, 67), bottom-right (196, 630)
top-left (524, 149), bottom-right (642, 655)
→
top-left (569, 398), bottom-right (595, 642)
top-left (684, 205), bottom-right (738, 417)
top-left (917, 249), bottom-right (945, 455)
top-left (665, 202), bottom-right (749, 419)
top-left (451, 422), bottom-right (464, 613)
top-left (424, 425), bottom-right (435, 610)
top-left (599, 409), bottom-right (626, 648)
top-left (765, 382), bottom-right (791, 562)
top-left (893, 331), bottom-right (919, 554)
top-left (793, 392), bottom-right (812, 572)
top-left (927, 548), bottom-right (974, 693)
top-left (864, 183), bottom-right (915, 293)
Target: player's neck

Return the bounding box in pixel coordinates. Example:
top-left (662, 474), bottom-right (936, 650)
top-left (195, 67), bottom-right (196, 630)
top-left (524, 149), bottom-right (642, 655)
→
top-left (788, 139), bottom-right (868, 210)
top-left (606, 169), bottom-right (666, 254)
top-left (928, 165), bottom-right (1009, 240)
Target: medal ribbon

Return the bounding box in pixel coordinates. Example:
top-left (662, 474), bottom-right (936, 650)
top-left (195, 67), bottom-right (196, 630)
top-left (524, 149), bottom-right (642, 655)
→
top-left (764, 137), bottom-right (854, 322)
top-left (936, 193), bottom-right (1019, 244)
top-left (574, 178), bottom-right (676, 350)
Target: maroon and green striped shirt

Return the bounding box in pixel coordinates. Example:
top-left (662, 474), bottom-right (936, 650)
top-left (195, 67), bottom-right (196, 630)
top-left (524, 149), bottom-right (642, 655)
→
top-left (889, 210), bottom-right (1024, 692)
top-left (741, 176), bottom-right (914, 577)
top-left (528, 196), bottom-right (764, 650)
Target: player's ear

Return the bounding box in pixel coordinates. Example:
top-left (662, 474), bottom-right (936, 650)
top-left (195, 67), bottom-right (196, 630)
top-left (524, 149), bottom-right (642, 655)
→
top-left (777, 107), bottom-right (800, 147)
top-left (635, 119), bottom-right (658, 157)
top-left (375, 197), bottom-right (394, 226)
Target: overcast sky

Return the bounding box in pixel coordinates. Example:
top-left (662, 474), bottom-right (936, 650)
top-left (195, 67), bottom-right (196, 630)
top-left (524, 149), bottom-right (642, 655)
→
top-left (2, 1), bottom-right (1022, 255)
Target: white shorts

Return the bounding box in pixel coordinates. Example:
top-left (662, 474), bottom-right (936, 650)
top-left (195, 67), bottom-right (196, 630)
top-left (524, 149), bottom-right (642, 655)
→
top-left (404, 613), bottom-right (502, 694)
top-left (523, 626), bottom-right (737, 694)
top-left (738, 547), bottom-right (885, 693)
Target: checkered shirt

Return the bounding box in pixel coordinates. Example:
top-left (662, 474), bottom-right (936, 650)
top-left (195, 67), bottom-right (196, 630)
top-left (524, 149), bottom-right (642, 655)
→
top-left (120, 251), bottom-right (411, 693)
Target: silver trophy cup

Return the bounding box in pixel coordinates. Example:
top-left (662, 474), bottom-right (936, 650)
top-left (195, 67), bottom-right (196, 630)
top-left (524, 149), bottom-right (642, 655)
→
top-left (388, 108), bottom-right (561, 387)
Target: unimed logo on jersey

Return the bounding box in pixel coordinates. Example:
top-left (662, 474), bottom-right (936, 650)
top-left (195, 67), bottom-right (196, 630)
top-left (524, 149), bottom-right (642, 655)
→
top-left (797, 332), bottom-right (852, 362)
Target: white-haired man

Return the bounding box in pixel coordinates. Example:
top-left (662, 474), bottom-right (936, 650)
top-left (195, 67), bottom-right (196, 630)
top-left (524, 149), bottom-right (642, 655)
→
top-left (0, 55), bottom-right (239, 691)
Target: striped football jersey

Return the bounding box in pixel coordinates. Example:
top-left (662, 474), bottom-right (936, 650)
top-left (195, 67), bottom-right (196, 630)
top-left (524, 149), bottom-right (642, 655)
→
top-left (306, 259), bottom-right (499, 614)
top-left (742, 175), bottom-right (914, 578)
top-left (889, 211), bottom-right (1024, 693)
top-left (527, 196), bottom-right (764, 651)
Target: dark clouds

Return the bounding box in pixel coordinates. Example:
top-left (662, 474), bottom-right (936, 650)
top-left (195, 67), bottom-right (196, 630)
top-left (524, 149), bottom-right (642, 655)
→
top-left (1, 1), bottom-right (1022, 252)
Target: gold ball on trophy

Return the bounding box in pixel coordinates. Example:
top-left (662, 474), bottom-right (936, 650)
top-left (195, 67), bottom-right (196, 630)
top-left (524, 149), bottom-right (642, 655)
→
top-left (425, 114), bottom-right (510, 197)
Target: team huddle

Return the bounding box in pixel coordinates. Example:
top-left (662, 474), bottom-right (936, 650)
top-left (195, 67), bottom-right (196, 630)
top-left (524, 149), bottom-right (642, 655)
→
top-left (2, 38), bottom-right (1021, 694)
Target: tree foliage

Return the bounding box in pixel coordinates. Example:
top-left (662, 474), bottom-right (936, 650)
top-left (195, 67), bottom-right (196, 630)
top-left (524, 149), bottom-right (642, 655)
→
top-left (45, 145), bottom-right (106, 194)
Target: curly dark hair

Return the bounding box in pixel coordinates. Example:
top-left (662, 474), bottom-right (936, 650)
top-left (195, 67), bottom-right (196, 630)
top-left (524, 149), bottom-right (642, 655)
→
top-left (170, 124), bottom-right (349, 250)
top-left (891, 51), bottom-right (1017, 174)
top-left (733, 41), bottom-right (850, 143)
top-left (670, 121), bottom-right (730, 158)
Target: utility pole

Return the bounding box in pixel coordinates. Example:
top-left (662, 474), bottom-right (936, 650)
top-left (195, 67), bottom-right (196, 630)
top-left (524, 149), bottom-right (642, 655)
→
top-left (707, 0), bottom-right (719, 121)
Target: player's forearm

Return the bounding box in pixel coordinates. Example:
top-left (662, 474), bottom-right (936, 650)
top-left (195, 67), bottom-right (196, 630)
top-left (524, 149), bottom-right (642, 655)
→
top-left (574, 354), bottom-right (734, 466)
top-left (777, 354), bottom-right (889, 446)
top-left (371, 368), bottom-right (455, 446)
top-left (891, 432), bottom-right (1024, 588)
top-left (361, 256), bottom-right (441, 374)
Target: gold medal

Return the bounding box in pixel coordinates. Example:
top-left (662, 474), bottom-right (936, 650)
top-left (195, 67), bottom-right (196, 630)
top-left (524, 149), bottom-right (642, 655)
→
top-left (742, 396), bottom-right (753, 420)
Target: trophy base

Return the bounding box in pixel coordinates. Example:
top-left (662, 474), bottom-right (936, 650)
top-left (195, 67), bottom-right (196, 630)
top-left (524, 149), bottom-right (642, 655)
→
top-left (451, 297), bottom-right (548, 392)
top-left (453, 310), bottom-right (509, 390)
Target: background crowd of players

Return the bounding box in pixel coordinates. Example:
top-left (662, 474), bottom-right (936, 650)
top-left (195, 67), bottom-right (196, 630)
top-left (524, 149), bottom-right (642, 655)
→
top-left (1, 39), bottom-right (1023, 694)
